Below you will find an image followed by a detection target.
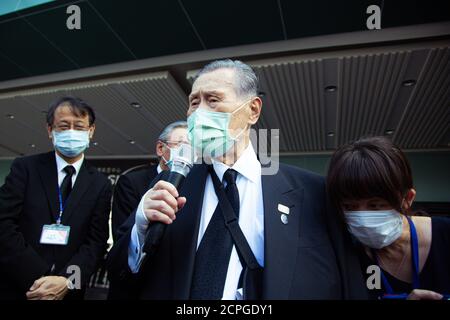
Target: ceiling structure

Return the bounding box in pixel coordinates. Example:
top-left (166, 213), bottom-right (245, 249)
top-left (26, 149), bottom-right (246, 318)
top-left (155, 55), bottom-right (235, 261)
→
top-left (0, 0), bottom-right (449, 158)
top-left (0, 0), bottom-right (55, 17)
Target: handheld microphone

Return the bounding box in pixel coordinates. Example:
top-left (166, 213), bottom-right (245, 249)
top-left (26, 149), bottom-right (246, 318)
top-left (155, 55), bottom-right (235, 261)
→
top-left (142, 143), bottom-right (194, 256)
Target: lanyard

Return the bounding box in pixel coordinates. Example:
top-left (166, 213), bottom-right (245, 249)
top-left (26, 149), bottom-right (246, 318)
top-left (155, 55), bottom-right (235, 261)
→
top-left (372, 216), bottom-right (420, 295)
top-left (57, 186), bottom-right (65, 225)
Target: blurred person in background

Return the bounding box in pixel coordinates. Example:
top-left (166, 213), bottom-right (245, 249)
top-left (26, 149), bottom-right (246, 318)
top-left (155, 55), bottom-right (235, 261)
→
top-left (111, 121), bottom-right (188, 241)
top-left (108, 121), bottom-right (188, 300)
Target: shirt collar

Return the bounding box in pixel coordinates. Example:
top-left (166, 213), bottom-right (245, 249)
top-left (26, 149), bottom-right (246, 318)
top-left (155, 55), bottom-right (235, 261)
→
top-left (55, 152), bottom-right (84, 175)
top-left (157, 164), bottom-right (163, 174)
top-left (212, 143), bottom-right (261, 184)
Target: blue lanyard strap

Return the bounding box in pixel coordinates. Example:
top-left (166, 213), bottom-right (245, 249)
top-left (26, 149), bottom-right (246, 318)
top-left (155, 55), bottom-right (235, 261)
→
top-left (57, 186), bottom-right (64, 224)
top-left (408, 216), bottom-right (420, 289)
top-left (372, 216), bottom-right (420, 295)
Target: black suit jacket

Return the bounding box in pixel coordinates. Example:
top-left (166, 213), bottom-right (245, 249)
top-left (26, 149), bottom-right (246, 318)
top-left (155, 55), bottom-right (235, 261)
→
top-left (0, 152), bottom-right (112, 299)
top-left (111, 165), bottom-right (158, 241)
top-left (107, 163), bottom-right (368, 299)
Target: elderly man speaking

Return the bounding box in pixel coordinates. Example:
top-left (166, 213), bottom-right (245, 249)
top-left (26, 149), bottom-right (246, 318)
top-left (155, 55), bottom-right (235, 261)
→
top-left (107, 59), bottom-right (368, 300)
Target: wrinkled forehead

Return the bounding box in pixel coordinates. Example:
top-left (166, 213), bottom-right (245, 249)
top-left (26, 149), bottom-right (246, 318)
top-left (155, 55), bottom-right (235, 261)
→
top-left (190, 68), bottom-right (237, 97)
top-left (169, 127), bottom-right (188, 141)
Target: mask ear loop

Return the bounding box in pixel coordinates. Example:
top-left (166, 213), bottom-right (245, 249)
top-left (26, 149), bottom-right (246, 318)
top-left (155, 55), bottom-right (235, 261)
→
top-left (229, 98), bottom-right (254, 140)
top-left (160, 142), bottom-right (172, 165)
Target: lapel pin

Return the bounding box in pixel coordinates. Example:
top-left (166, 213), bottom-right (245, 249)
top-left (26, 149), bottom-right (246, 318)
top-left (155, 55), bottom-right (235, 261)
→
top-left (278, 204), bottom-right (290, 215)
top-left (278, 204), bottom-right (290, 225)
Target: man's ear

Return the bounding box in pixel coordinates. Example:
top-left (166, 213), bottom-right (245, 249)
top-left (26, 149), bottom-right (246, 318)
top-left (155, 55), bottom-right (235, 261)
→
top-left (248, 96), bottom-right (262, 125)
top-left (89, 124), bottom-right (96, 139)
top-left (156, 141), bottom-right (164, 157)
top-left (47, 125), bottom-right (53, 140)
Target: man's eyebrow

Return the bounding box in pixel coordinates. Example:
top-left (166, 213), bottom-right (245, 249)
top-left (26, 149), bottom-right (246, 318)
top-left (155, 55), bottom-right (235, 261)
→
top-left (205, 90), bottom-right (224, 97)
top-left (189, 90), bottom-right (225, 99)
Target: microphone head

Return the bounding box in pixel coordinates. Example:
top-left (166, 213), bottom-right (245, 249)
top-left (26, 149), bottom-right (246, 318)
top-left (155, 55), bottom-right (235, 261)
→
top-left (170, 143), bottom-right (195, 177)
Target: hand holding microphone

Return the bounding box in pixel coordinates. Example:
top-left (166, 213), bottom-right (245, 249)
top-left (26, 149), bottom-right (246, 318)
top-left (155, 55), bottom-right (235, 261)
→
top-left (140, 143), bottom-right (194, 255)
top-left (141, 180), bottom-right (186, 225)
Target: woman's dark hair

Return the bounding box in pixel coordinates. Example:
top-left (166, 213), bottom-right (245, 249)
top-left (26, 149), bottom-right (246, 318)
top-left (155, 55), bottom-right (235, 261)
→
top-left (46, 96), bottom-right (95, 126)
top-left (327, 136), bottom-right (413, 213)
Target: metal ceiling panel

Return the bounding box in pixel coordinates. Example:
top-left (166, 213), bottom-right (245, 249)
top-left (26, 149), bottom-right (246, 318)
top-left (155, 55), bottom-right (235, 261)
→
top-left (187, 45), bottom-right (449, 152)
top-left (0, 71), bottom-right (188, 157)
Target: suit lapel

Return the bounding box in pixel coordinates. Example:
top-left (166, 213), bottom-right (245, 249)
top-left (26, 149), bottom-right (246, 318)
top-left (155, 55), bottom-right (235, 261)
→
top-left (61, 161), bottom-right (94, 224)
top-left (171, 164), bottom-right (208, 299)
top-left (261, 167), bottom-right (304, 299)
top-left (37, 152), bottom-right (59, 221)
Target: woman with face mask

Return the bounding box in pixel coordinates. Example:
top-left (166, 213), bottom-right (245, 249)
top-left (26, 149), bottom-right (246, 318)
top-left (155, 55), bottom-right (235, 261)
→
top-left (327, 136), bottom-right (450, 300)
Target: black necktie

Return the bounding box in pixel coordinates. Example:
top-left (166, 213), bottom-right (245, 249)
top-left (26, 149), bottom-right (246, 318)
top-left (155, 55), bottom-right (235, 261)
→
top-left (60, 165), bottom-right (75, 205)
top-left (190, 169), bottom-right (240, 300)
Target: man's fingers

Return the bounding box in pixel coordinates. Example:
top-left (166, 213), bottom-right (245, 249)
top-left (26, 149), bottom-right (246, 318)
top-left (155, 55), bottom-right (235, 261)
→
top-left (145, 200), bottom-right (176, 221)
top-left (177, 197), bottom-right (187, 210)
top-left (144, 197), bottom-right (187, 223)
top-left (407, 289), bottom-right (443, 300)
top-left (152, 180), bottom-right (179, 198)
top-left (143, 181), bottom-right (187, 223)
top-left (144, 210), bottom-right (174, 224)
top-left (149, 189), bottom-right (178, 211)
top-left (29, 277), bottom-right (46, 291)
top-left (26, 288), bottom-right (47, 299)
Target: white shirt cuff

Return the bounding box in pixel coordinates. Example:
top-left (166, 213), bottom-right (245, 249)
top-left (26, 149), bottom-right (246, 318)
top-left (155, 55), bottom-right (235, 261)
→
top-left (127, 192), bottom-right (150, 273)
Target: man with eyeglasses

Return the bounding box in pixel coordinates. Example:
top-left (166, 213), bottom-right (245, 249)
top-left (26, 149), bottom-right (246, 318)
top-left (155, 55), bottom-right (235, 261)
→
top-left (0, 96), bottom-right (112, 300)
top-left (107, 121), bottom-right (188, 299)
top-left (111, 121), bottom-right (188, 243)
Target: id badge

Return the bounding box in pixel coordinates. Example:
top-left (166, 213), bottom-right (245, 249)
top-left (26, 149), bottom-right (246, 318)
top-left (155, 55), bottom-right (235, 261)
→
top-left (40, 224), bottom-right (70, 245)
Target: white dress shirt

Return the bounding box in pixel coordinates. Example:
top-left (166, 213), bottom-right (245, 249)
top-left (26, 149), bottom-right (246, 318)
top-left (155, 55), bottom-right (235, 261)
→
top-left (128, 143), bottom-right (265, 300)
top-left (55, 152), bottom-right (84, 188)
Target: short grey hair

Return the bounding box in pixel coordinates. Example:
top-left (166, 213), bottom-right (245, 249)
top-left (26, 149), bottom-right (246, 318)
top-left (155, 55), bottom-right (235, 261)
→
top-left (158, 120), bottom-right (187, 142)
top-left (194, 59), bottom-right (258, 99)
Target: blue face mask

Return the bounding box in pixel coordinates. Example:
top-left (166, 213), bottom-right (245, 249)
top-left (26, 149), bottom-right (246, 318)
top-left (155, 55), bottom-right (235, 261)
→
top-left (52, 129), bottom-right (90, 158)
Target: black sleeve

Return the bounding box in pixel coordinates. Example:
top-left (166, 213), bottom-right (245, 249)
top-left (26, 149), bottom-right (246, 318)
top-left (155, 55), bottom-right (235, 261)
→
top-left (112, 174), bottom-right (141, 242)
top-left (433, 216), bottom-right (450, 245)
top-left (106, 171), bottom-right (168, 292)
top-left (0, 158), bottom-right (49, 292)
top-left (322, 179), bottom-right (370, 300)
top-left (59, 179), bottom-right (112, 287)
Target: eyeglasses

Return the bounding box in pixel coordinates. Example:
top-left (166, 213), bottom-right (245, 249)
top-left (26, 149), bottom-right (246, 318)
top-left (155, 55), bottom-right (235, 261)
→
top-left (53, 124), bottom-right (90, 131)
top-left (162, 140), bottom-right (189, 148)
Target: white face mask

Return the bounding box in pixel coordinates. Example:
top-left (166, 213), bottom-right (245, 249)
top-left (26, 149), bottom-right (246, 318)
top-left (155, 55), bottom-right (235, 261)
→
top-left (344, 210), bottom-right (404, 249)
top-left (161, 143), bottom-right (174, 169)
